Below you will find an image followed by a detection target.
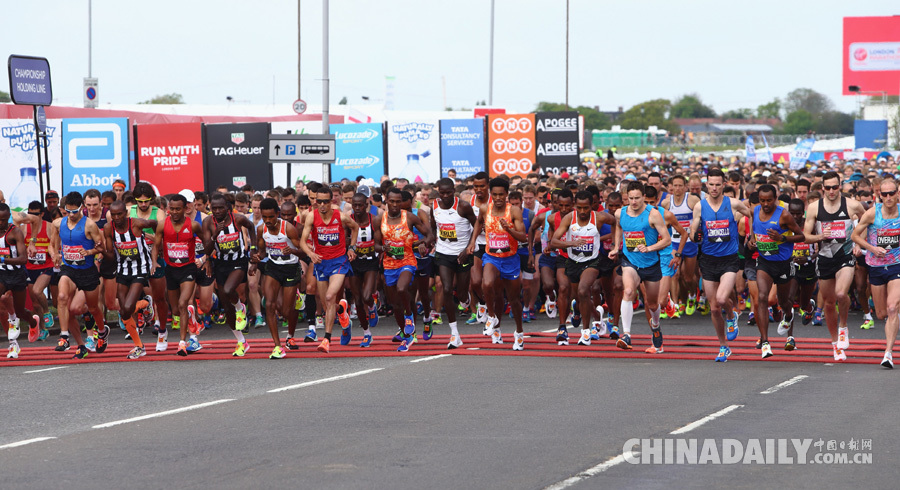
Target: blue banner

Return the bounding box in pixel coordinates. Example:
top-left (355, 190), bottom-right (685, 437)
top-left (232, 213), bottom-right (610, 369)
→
top-left (745, 135), bottom-right (757, 163)
top-left (61, 118), bottom-right (130, 194)
top-left (789, 138), bottom-right (816, 170)
top-left (330, 123), bottom-right (385, 182)
top-left (439, 119), bottom-right (485, 178)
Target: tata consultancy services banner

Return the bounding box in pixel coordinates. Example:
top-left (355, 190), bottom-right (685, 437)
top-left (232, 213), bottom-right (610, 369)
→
top-left (330, 123), bottom-right (385, 182)
top-left (135, 123), bottom-right (205, 195)
top-left (439, 119), bottom-right (484, 179)
top-left (62, 118), bottom-right (129, 194)
top-left (387, 119), bottom-right (440, 184)
top-left (204, 122), bottom-right (270, 191)
top-left (0, 119), bottom-right (63, 212)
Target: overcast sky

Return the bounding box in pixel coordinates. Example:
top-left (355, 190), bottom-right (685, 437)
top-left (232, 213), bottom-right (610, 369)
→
top-left (2, 0), bottom-right (896, 115)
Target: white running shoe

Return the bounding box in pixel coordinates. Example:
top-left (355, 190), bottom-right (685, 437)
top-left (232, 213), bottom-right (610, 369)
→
top-left (512, 331), bottom-right (524, 351)
top-left (837, 326), bottom-right (849, 350)
top-left (545, 298), bottom-right (557, 318)
top-left (491, 327), bottom-right (503, 344)
top-left (156, 329), bottom-right (168, 352)
top-left (761, 341), bottom-right (773, 359)
top-left (7, 324), bottom-right (20, 341)
top-left (315, 315), bottom-right (325, 330)
top-left (833, 344), bottom-right (847, 362)
top-left (484, 315), bottom-right (499, 338)
top-left (7, 341), bottom-right (19, 359)
top-left (577, 328), bottom-right (591, 346)
top-left (776, 309), bottom-right (793, 336)
top-left (882, 351), bottom-right (894, 369)
top-left (476, 303), bottom-right (488, 324)
top-left (447, 334), bottom-right (463, 349)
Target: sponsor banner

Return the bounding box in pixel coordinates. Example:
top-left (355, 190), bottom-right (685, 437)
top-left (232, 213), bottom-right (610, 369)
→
top-left (745, 135), bottom-right (757, 163)
top-left (760, 134), bottom-right (773, 163)
top-left (848, 42), bottom-right (900, 72)
top-left (204, 122), bottom-right (271, 191)
top-left (135, 123), bottom-right (205, 195)
top-left (439, 119), bottom-right (485, 179)
top-left (843, 16), bottom-right (900, 96)
top-left (789, 138), bottom-right (816, 170)
top-left (535, 111), bottom-right (579, 176)
top-left (386, 119), bottom-right (440, 184)
top-left (271, 121), bottom-right (323, 135)
top-left (62, 118), bottom-right (129, 194)
top-left (330, 123), bottom-right (385, 182)
top-left (474, 107), bottom-right (506, 118)
top-left (0, 119), bottom-right (63, 211)
top-left (487, 113), bottom-right (535, 178)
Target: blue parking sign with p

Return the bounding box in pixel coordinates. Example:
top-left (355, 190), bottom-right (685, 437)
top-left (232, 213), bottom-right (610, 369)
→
top-left (287, 145), bottom-right (296, 155)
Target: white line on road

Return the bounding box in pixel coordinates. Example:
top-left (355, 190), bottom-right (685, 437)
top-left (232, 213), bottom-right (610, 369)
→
top-left (410, 354), bottom-right (452, 363)
top-left (542, 452), bottom-right (634, 490)
top-left (23, 366), bottom-right (68, 374)
top-left (267, 368), bottom-right (383, 393)
top-left (93, 399), bottom-right (234, 429)
top-left (760, 375), bottom-right (808, 394)
top-left (670, 404), bottom-right (744, 435)
top-left (0, 437), bottom-right (57, 450)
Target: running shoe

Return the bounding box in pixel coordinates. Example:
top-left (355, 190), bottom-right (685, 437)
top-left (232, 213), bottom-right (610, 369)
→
top-left (678, 303), bottom-right (686, 316)
top-left (295, 292), bottom-right (305, 311)
top-left (577, 328), bottom-right (591, 346)
top-left (423, 323), bottom-right (433, 341)
top-left (397, 333), bottom-right (417, 352)
top-left (392, 330), bottom-right (405, 343)
top-left (476, 303), bottom-right (488, 323)
top-left (96, 326), bottom-right (109, 354)
top-left (360, 333), bottom-right (373, 348)
top-left (755, 337), bottom-right (762, 349)
top-left (447, 334), bottom-right (463, 349)
top-left (83, 311), bottom-right (97, 332)
top-left (416, 301), bottom-right (425, 317)
top-left (6, 341), bottom-right (19, 359)
top-left (686, 295), bottom-right (696, 316)
top-left (156, 330), bottom-right (168, 352)
top-left (664, 297), bottom-right (677, 319)
top-left (187, 305), bottom-right (203, 335)
top-left (651, 325), bottom-right (663, 349)
top-left (466, 313), bottom-right (478, 325)
top-left (725, 311), bottom-right (740, 341)
top-left (187, 336), bottom-right (202, 353)
top-left (491, 328), bottom-right (503, 344)
top-left (232, 341), bottom-right (249, 357)
top-left (55, 337), bottom-right (70, 352)
top-left (340, 324), bottom-right (352, 346)
top-left (235, 305), bottom-right (248, 331)
top-left (367, 303), bottom-right (379, 329)
top-left (837, 326), bottom-right (850, 350)
top-left (73, 345), bottom-right (89, 359)
top-left (609, 325), bottom-right (620, 341)
top-left (761, 341), bottom-right (773, 359)
top-left (771, 307), bottom-right (781, 323)
top-left (714, 346), bottom-right (732, 362)
top-left (404, 314), bottom-right (416, 336)
top-left (286, 337), bottom-right (300, 350)
top-left (522, 311), bottom-right (531, 323)
top-left (645, 345), bottom-right (664, 354)
top-left (37, 328), bottom-right (49, 341)
top-left (270, 346), bottom-right (286, 359)
top-left (254, 314), bottom-right (266, 329)
top-left (27, 317), bottom-right (39, 343)
top-left (484, 315), bottom-right (499, 338)
top-left (177, 340), bottom-right (188, 357)
top-left (7, 323), bottom-right (19, 341)
top-left (529, 309), bottom-right (537, 321)
top-left (590, 322), bottom-right (601, 341)
top-left (43, 312), bottom-right (54, 329)
top-left (784, 336), bottom-right (796, 351)
top-left (571, 300), bottom-right (581, 329)
top-left (747, 311), bottom-right (756, 326)
top-left (172, 315), bottom-right (181, 331)
top-left (833, 344), bottom-right (847, 362)
top-left (776, 309), bottom-right (793, 336)
top-left (85, 335), bottom-right (98, 353)
top-left (556, 326), bottom-right (569, 346)
top-left (513, 331), bottom-right (524, 351)
top-left (317, 338), bottom-right (330, 353)
top-left (616, 333), bottom-right (633, 350)
top-left (881, 351), bottom-right (894, 369)
top-left (812, 308), bottom-right (823, 326)
top-left (126, 346), bottom-right (146, 360)
top-left (860, 316), bottom-right (874, 330)
top-left (802, 300), bottom-right (815, 325)
top-left (304, 327), bottom-right (317, 342)
top-left (545, 298), bottom-right (557, 318)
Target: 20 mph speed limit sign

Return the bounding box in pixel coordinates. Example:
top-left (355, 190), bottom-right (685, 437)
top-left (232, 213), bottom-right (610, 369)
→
top-left (293, 99), bottom-right (307, 114)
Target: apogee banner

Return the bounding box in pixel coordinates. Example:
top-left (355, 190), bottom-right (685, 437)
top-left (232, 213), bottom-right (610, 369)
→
top-left (387, 119), bottom-right (440, 184)
top-left (487, 114), bottom-right (535, 178)
top-left (330, 123), bottom-right (385, 182)
top-left (535, 111), bottom-right (579, 176)
top-left (62, 118), bottom-right (129, 194)
top-left (439, 119), bottom-right (484, 178)
top-left (135, 123), bottom-right (205, 195)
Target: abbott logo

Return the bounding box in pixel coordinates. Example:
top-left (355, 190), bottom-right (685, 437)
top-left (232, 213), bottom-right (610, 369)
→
top-left (67, 122), bottom-right (123, 168)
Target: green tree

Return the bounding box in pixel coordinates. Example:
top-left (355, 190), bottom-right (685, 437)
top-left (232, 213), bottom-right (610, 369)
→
top-left (756, 98), bottom-right (781, 120)
top-left (784, 88), bottom-right (832, 116)
top-left (533, 102), bottom-right (611, 131)
top-left (814, 111), bottom-right (854, 134)
top-left (618, 99), bottom-right (679, 133)
top-left (0, 90), bottom-right (10, 103)
top-left (780, 110), bottom-right (815, 134)
top-left (670, 94), bottom-right (716, 118)
top-left (338, 96), bottom-right (348, 105)
top-left (139, 93), bottom-right (184, 104)
top-left (720, 108), bottom-right (754, 120)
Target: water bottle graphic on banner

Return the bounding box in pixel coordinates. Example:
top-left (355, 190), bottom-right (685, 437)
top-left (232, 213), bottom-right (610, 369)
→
top-left (9, 167), bottom-right (41, 212)
top-left (400, 151), bottom-right (431, 183)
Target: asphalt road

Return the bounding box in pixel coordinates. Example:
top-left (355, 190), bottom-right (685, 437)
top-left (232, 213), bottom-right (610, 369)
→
top-left (1, 308), bottom-right (897, 489)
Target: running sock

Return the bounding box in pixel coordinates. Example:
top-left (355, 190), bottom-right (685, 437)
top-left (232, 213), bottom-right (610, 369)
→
top-left (232, 330), bottom-right (245, 343)
top-left (362, 328), bottom-right (371, 336)
top-left (620, 299), bottom-right (634, 335)
top-left (449, 321), bottom-right (458, 336)
top-left (124, 318), bottom-right (142, 348)
top-left (324, 332), bottom-right (332, 340)
top-left (305, 295), bottom-right (317, 322)
top-left (650, 306), bottom-right (660, 326)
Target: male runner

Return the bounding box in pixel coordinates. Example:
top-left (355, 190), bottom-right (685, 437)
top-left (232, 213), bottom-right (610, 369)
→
top-left (662, 175), bottom-right (700, 315)
top-left (157, 194), bottom-right (203, 356)
top-left (130, 182), bottom-right (166, 339)
top-left (21, 201), bottom-right (54, 340)
top-left (1, 204), bottom-right (39, 359)
top-left (468, 172), bottom-right (491, 325)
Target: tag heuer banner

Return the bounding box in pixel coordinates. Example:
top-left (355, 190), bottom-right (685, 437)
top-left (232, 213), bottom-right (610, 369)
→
top-left (204, 122), bottom-right (271, 191)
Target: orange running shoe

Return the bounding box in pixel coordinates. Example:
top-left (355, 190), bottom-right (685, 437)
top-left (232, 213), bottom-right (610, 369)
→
top-left (317, 338), bottom-right (330, 353)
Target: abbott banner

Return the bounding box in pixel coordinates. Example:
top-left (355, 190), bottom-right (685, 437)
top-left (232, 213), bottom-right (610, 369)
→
top-left (387, 119), bottom-right (440, 184)
top-left (0, 119), bottom-right (63, 211)
top-left (331, 123), bottom-right (385, 182)
top-left (439, 119), bottom-right (484, 178)
top-left (535, 111), bottom-right (579, 176)
top-left (62, 118), bottom-right (129, 194)
top-left (204, 122), bottom-right (270, 191)
top-left (487, 114), bottom-right (535, 178)
top-left (135, 123), bottom-right (205, 195)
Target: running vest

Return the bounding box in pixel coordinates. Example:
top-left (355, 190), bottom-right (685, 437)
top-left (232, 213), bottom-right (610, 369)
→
top-left (599, 222), bottom-right (614, 255)
top-left (113, 218), bottom-right (152, 276)
top-left (25, 221), bottom-right (52, 270)
top-left (554, 212), bottom-right (570, 259)
top-left (668, 194), bottom-right (697, 256)
top-left (59, 216), bottom-right (95, 269)
top-left (815, 197), bottom-right (854, 259)
top-left (162, 217), bottom-right (195, 267)
top-left (263, 219), bottom-right (299, 265)
top-left (212, 213), bottom-right (247, 262)
top-left (433, 198), bottom-right (472, 256)
top-left (620, 206), bottom-right (659, 268)
top-left (540, 211), bottom-right (557, 258)
top-left (656, 205), bottom-right (674, 262)
top-left (866, 203), bottom-right (900, 267)
top-left (792, 241), bottom-right (813, 261)
top-left (411, 207), bottom-right (433, 259)
top-left (311, 209), bottom-right (345, 261)
top-left (381, 211), bottom-right (416, 269)
top-left (566, 212), bottom-right (601, 262)
top-left (753, 205), bottom-right (792, 261)
top-left (472, 195), bottom-right (491, 246)
top-left (130, 205), bottom-right (159, 251)
top-left (485, 204), bottom-right (516, 258)
top-left (194, 212), bottom-right (206, 259)
top-left (0, 227), bottom-right (21, 271)
top-left (354, 214), bottom-right (377, 261)
top-left (700, 197), bottom-right (739, 257)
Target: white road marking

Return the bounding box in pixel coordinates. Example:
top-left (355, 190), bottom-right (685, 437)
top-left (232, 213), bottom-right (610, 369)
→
top-left (760, 375), bottom-right (808, 394)
top-left (670, 404), bottom-right (744, 435)
top-left (542, 328), bottom-right (558, 333)
top-left (467, 347), bottom-right (480, 350)
top-left (267, 368), bottom-right (383, 393)
top-left (409, 354), bottom-right (451, 363)
top-left (23, 366), bottom-right (68, 374)
top-left (93, 399), bottom-right (234, 429)
top-left (542, 452), bottom-right (634, 490)
top-left (0, 437), bottom-right (57, 450)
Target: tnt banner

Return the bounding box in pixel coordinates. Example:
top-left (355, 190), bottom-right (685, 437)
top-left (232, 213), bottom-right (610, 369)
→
top-left (439, 119), bottom-right (484, 179)
top-left (487, 114), bottom-right (535, 178)
top-left (0, 119), bottom-right (63, 212)
top-left (62, 118), bottom-right (129, 194)
top-left (135, 123), bottom-right (205, 195)
top-left (387, 119), bottom-right (440, 184)
top-left (330, 123), bottom-right (385, 182)
top-left (535, 111), bottom-right (579, 176)
top-left (204, 122), bottom-right (271, 191)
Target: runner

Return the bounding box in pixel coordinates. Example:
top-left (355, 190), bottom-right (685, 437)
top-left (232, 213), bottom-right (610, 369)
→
top-left (157, 194), bottom-right (203, 356)
top-left (467, 172), bottom-right (491, 325)
top-left (130, 182), bottom-right (167, 338)
top-left (662, 175), bottom-right (700, 316)
top-left (2, 204), bottom-right (39, 359)
top-left (348, 192), bottom-right (381, 348)
top-left (21, 201), bottom-right (54, 341)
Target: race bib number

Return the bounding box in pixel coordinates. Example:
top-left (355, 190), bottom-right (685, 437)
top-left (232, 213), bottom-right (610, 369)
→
top-left (166, 242), bottom-right (190, 262)
top-left (624, 231), bottom-right (646, 252)
top-left (266, 240), bottom-right (287, 258)
top-left (822, 221), bottom-right (847, 241)
top-left (217, 232), bottom-right (241, 250)
top-left (673, 219), bottom-right (692, 240)
top-left (0, 246), bottom-right (10, 258)
top-left (755, 233), bottom-right (779, 256)
top-left (28, 251), bottom-right (47, 264)
top-left (877, 228), bottom-right (900, 250)
top-left (195, 237), bottom-right (205, 255)
top-left (62, 245), bottom-right (86, 265)
top-left (792, 242), bottom-right (811, 258)
top-left (706, 220), bottom-right (730, 243)
top-left (385, 239), bottom-right (405, 259)
top-left (356, 239), bottom-right (375, 258)
top-left (572, 236), bottom-right (595, 256)
top-left (438, 223), bottom-right (458, 241)
top-left (488, 235), bottom-right (511, 254)
top-left (115, 240), bottom-right (139, 258)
